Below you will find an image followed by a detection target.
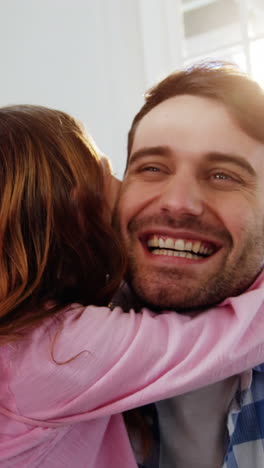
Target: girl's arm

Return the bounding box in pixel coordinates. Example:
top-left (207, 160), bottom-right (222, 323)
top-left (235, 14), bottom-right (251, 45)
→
top-left (9, 283), bottom-right (264, 425)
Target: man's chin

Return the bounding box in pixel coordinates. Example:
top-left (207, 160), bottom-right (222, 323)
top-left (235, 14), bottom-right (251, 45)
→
top-left (128, 282), bottom-right (215, 314)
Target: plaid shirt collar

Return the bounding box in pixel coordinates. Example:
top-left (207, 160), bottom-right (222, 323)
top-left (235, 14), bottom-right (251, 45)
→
top-left (138, 365), bottom-right (264, 468)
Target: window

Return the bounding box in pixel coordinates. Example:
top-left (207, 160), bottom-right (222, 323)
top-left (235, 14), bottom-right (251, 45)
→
top-left (181, 0), bottom-right (264, 85)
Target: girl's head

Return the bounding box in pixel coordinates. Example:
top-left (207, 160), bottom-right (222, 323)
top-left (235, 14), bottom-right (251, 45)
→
top-left (0, 105), bottom-right (125, 340)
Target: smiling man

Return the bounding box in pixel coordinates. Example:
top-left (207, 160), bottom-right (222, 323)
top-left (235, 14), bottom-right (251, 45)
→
top-left (117, 63), bottom-right (264, 467)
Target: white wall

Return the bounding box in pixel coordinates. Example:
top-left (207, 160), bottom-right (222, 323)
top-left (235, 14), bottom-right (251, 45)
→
top-left (0, 0), bottom-right (183, 177)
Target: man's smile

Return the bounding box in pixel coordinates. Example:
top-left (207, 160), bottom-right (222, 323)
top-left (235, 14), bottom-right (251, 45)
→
top-left (139, 232), bottom-right (220, 262)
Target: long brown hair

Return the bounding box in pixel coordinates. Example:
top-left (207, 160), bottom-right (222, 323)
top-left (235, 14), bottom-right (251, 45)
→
top-left (0, 105), bottom-right (125, 341)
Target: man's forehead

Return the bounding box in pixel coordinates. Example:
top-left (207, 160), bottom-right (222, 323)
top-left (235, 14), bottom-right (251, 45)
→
top-left (130, 94), bottom-right (264, 168)
top-left (135, 94), bottom-right (219, 125)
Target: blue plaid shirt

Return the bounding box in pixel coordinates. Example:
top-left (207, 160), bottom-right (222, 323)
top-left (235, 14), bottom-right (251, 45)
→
top-left (138, 364), bottom-right (264, 468)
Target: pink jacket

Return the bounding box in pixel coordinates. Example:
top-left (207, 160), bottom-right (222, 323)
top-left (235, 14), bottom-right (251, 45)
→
top-left (0, 274), bottom-right (264, 467)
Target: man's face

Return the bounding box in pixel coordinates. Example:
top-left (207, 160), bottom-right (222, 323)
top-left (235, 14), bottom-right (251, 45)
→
top-left (117, 94), bottom-right (264, 311)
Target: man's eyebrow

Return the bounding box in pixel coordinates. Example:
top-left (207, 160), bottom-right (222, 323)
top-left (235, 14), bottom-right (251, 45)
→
top-left (128, 148), bottom-right (257, 177)
top-left (206, 152), bottom-right (257, 177)
top-left (129, 146), bottom-right (170, 165)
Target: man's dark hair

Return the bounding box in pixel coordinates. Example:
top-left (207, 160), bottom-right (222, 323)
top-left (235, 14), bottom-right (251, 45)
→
top-left (126, 61), bottom-right (264, 171)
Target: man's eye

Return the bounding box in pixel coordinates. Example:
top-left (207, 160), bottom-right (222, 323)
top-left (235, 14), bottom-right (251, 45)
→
top-left (211, 171), bottom-right (240, 182)
top-left (213, 173), bottom-right (231, 180)
top-left (209, 171), bottom-right (243, 188)
top-left (141, 166), bottom-right (160, 172)
top-left (131, 163), bottom-right (169, 178)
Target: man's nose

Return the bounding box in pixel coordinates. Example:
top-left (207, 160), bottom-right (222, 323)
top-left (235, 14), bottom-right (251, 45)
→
top-left (159, 173), bottom-right (204, 217)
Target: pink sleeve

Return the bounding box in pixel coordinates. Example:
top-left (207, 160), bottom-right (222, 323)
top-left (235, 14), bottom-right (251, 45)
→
top-left (12, 285), bottom-right (264, 425)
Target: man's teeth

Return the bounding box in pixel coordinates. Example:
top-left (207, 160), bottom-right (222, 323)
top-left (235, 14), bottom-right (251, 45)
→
top-left (147, 236), bottom-right (214, 257)
top-left (151, 249), bottom-right (202, 259)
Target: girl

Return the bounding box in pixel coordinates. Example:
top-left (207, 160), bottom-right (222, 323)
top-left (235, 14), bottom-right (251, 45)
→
top-left (0, 105), bottom-right (263, 467)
